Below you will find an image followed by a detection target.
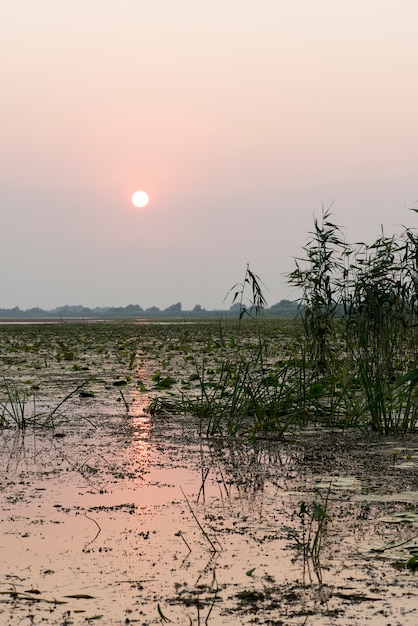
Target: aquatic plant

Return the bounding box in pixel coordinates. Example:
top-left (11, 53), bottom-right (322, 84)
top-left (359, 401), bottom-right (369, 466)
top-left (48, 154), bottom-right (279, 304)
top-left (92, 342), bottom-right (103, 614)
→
top-left (0, 376), bottom-right (93, 429)
top-left (180, 486), bottom-right (221, 554)
top-left (226, 262), bottom-right (268, 322)
top-left (292, 485), bottom-right (332, 583)
top-left (287, 207), bottom-right (347, 376)
top-left (0, 378), bottom-right (30, 429)
top-left (176, 344), bottom-right (312, 438)
top-left (185, 356), bottom-right (253, 437)
top-left (343, 226), bottom-right (417, 433)
top-left (287, 209), bottom-right (417, 434)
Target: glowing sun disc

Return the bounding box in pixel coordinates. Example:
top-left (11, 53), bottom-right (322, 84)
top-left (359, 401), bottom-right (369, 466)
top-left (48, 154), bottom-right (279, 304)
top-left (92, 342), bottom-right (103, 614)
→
top-left (132, 190), bottom-right (149, 208)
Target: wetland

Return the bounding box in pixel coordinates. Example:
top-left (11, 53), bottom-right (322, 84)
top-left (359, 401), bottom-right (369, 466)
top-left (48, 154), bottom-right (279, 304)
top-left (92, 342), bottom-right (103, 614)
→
top-left (0, 319), bottom-right (417, 625)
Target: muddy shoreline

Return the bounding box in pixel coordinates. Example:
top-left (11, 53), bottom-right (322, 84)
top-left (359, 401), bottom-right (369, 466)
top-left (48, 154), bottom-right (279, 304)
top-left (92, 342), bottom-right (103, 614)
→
top-left (2, 413), bottom-right (418, 625)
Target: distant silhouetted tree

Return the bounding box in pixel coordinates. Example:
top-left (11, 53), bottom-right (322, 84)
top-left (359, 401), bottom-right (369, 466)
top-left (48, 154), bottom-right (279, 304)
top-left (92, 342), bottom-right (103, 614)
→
top-left (164, 302), bottom-right (182, 312)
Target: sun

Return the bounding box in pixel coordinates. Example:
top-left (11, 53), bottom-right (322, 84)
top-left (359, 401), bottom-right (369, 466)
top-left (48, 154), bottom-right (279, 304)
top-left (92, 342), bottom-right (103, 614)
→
top-left (131, 190), bottom-right (149, 208)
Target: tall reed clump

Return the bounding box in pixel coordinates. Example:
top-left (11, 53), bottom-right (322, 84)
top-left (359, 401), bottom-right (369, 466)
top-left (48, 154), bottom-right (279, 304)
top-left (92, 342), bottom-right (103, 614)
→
top-left (287, 208), bottom-right (347, 377)
top-left (343, 228), bottom-right (418, 432)
top-left (288, 208), bottom-right (418, 434)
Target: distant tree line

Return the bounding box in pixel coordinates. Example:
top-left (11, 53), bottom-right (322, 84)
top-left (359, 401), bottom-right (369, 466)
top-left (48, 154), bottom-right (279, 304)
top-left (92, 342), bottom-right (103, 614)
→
top-left (0, 299), bottom-right (298, 319)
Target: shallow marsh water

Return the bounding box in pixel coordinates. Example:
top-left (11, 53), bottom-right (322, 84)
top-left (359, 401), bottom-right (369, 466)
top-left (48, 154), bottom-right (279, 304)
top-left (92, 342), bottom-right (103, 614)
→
top-left (0, 322), bottom-right (418, 625)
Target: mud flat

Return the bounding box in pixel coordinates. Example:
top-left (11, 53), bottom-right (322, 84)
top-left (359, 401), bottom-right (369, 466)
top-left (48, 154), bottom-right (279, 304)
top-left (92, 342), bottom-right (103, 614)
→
top-left (2, 410), bottom-right (418, 625)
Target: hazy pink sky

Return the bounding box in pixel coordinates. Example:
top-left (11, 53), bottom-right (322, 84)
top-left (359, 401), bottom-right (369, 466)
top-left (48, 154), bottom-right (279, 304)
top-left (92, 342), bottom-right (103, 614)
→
top-left (1, 0), bottom-right (417, 310)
